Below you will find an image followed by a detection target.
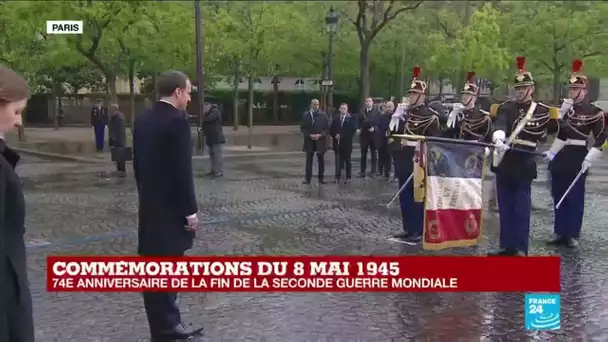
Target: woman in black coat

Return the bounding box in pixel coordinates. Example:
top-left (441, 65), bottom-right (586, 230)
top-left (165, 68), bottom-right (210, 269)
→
top-left (0, 66), bottom-right (35, 342)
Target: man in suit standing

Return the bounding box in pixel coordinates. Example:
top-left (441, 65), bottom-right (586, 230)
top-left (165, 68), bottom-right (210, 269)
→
top-left (108, 103), bottom-right (128, 177)
top-left (377, 101), bottom-right (394, 180)
top-left (357, 97), bottom-right (381, 178)
top-left (202, 101), bottom-right (225, 177)
top-left (0, 66), bottom-right (35, 342)
top-left (301, 98), bottom-right (330, 185)
top-left (330, 103), bottom-right (357, 183)
top-left (91, 99), bottom-right (108, 152)
top-left (133, 70), bottom-right (203, 340)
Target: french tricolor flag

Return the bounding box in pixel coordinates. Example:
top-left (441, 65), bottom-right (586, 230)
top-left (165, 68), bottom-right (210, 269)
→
top-left (422, 142), bottom-right (487, 250)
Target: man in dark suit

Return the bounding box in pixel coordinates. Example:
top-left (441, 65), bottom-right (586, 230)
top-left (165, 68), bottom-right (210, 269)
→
top-left (91, 99), bottom-right (108, 152)
top-left (0, 66), bottom-right (35, 342)
top-left (300, 98), bottom-right (330, 185)
top-left (377, 100), bottom-right (394, 179)
top-left (108, 103), bottom-right (128, 177)
top-left (202, 101), bottom-right (225, 177)
top-left (330, 103), bottom-right (357, 183)
top-left (357, 97), bottom-right (381, 178)
top-left (133, 70), bottom-right (203, 340)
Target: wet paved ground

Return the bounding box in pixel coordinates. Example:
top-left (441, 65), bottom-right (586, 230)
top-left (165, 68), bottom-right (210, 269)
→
top-left (18, 153), bottom-right (608, 341)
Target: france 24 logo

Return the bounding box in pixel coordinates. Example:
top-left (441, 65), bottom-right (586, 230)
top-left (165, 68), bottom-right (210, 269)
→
top-left (525, 293), bottom-right (561, 330)
top-left (46, 21), bottom-right (83, 34)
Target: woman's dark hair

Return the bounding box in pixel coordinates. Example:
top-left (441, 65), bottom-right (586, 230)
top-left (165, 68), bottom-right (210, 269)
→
top-left (0, 66), bottom-right (30, 104)
top-left (157, 70), bottom-right (189, 97)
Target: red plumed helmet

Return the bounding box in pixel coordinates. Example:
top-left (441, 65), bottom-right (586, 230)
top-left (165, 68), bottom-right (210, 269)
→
top-left (516, 56), bottom-right (526, 71)
top-left (412, 66), bottom-right (421, 79)
top-left (466, 71), bottom-right (475, 83)
top-left (572, 59), bottom-right (583, 73)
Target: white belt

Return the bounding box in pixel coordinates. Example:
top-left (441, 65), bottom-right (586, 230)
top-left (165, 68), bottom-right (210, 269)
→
top-left (512, 139), bottom-right (537, 148)
top-left (564, 139), bottom-right (586, 146)
top-left (404, 141), bottom-right (417, 147)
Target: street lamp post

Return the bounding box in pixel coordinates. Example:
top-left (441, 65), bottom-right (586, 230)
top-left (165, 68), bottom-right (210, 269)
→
top-left (325, 7), bottom-right (339, 114)
top-left (194, 0), bottom-right (205, 154)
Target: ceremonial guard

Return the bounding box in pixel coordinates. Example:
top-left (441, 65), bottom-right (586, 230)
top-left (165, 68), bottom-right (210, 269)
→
top-left (543, 59), bottom-right (605, 248)
top-left (448, 72), bottom-right (493, 142)
top-left (489, 56), bottom-right (557, 256)
top-left (388, 66), bottom-right (443, 243)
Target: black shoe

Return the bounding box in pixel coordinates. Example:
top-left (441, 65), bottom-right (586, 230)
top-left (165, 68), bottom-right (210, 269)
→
top-left (357, 172), bottom-right (366, 178)
top-left (318, 179), bottom-right (326, 184)
top-left (392, 232), bottom-right (411, 239)
top-left (204, 171), bottom-right (214, 176)
top-left (302, 180), bottom-right (311, 185)
top-left (335, 177), bottom-right (341, 183)
top-left (383, 174), bottom-right (390, 180)
top-left (487, 249), bottom-right (518, 256)
top-left (344, 178), bottom-right (351, 184)
top-left (212, 171), bottom-right (223, 178)
top-left (152, 323), bottom-right (203, 341)
top-left (546, 235), bottom-right (567, 246)
top-left (565, 238), bottom-right (579, 248)
top-left (375, 172), bottom-right (383, 177)
top-left (405, 234), bottom-right (422, 243)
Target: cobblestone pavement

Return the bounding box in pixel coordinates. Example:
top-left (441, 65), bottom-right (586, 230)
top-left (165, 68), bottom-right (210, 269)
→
top-left (18, 154), bottom-right (608, 341)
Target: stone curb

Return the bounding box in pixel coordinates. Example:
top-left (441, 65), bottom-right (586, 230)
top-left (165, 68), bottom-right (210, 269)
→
top-left (13, 147), bottom-right (311, 164)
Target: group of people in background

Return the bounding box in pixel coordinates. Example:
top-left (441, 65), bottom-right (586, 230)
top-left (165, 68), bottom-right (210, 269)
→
top-left (91, 96), bottom-right (225, 179)
top-left (300, 97), bottom-right (399, 184)
top-left (301, 55), bottom-right (606, 257)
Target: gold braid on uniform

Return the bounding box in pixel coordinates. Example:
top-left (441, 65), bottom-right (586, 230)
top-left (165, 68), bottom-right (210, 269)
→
top-left (513, 109), bottom-right (550, 138)
top-left (565, 107), bottom-right (604, 139)
top-left (460, 114), bottom-right (491, 140)
top-left (405, 114), bottom-right (437, 135)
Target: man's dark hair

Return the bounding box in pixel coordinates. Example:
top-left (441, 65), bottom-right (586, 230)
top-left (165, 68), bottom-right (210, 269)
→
top-left (157, 70), bottom-right (189, 97)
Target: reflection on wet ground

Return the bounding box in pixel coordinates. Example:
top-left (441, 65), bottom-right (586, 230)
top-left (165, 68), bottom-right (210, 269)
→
top-left (18, 154), bottom-right (608, 341)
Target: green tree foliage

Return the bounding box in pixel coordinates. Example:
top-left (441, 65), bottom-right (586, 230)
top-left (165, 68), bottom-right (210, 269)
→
top-left (2, 0), bottom-right (608, 116)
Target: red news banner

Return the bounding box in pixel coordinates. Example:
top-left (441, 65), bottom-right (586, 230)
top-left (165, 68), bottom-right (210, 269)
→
top-left (47, 256), bottom-right (560, 292)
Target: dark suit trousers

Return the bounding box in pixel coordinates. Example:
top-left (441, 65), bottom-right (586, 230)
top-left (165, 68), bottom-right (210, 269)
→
top-left (305, 152), bottom-right (325, 181)
top-left (5, 258), bottom-right (35, 342)
top-left (378, 144), bottom-right (391, 176)
top-left (360, 140), bottom-right (377, 174)
top-left (335, 149), bottom-right (352, 179)
top-left (143, 254), bottom-right (183, 334)
top-left (116, 161), bottom-right (126, 172)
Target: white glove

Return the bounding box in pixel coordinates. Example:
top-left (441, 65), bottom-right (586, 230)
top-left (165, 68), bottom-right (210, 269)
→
top-left (389, 109), bottom-right (406, 131)
top-left (446, 103), bottom-right (464, 129)
top-left (368, 127), bottom-right (375, 132)
top-left (494, 140), bottom-right (510, 153)
top-left (492, 130), bottom-right (506, 144)
top-left (543, 138), bottom-right (566, 162)
top-left (582, 147), bottom-right (602, 173)
top-left (559, 99), bottom-right (573, 118)
top-left (356, 129), bottom-right (361, 134)
top-left (581, 160), bottom-right (591, 173)
top-left (542, 151), bottom-right (556, 162)
top-left (484, 147), bottom-right (491, 158)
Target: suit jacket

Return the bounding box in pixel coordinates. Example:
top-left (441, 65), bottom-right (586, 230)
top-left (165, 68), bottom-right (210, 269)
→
top-left (133, 101), bottom-right (198, 256)
top-left (202, 104), bottom-right (225, 146)
top-left (300, 109), bottom-right (330, 153)
top-left (91, 106), bottom-right (107, 126)
top-left (0, 140), bottom-right (34, 341)
top-left (329, 113), bottom-right (357, 154)
top-left (108, 112), bottom-right (127, 147)
top-left (378, 111), bottom-right (393, 146)
top-left (358, 107), bottom-right (381, 147)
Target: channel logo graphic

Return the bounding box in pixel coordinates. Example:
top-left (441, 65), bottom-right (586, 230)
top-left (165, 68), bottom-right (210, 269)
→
top-left (525, 293), bottom-right (561, 330)
top-left (46, 21), bottom-right (83, 34)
